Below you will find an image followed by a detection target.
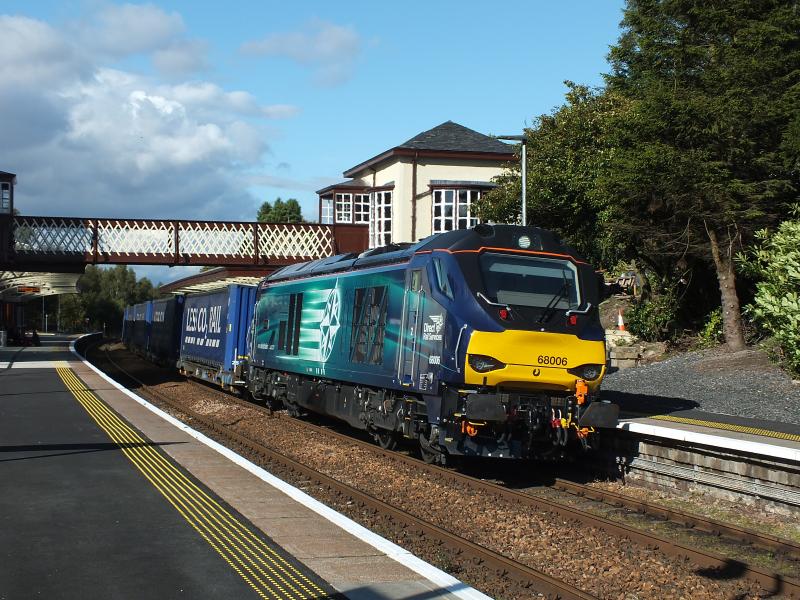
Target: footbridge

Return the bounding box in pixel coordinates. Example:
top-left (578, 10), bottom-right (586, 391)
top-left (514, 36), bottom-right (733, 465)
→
top-left (0, 215), bottom-right (367, 301)
top-left (5, 216), bottom-right (367, 270)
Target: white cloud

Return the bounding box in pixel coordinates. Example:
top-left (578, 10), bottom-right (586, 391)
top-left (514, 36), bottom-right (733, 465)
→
top-left (0, 15), bottom-right (91, 87)
top-left (167, 82), bottom-right (299, 119)
top-left (0, 10), bottom-right (298, 224)
top-left (241, 20), bottom-right (361, 86)
top-left (153, 39), bottom-right (209, 77)
top-left (87, 3), bottom-right (185, 56)
top-left (74, 3), bottom-right (208, 77)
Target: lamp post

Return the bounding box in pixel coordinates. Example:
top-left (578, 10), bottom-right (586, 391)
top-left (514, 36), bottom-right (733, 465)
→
top-left (495, 134), bottom-right (527, 226)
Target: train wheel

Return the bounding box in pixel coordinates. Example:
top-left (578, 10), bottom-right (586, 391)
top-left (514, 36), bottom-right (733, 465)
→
top-left (374, 431), bottom-right (398, 451)
top-left (419, 445), bottom-right (440, 464)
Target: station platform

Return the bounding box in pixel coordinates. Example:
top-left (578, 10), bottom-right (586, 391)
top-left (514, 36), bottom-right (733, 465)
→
top-left (0, 338), bottom-right (486, 600)
top-left (617, 405), bottom-right (800, 463)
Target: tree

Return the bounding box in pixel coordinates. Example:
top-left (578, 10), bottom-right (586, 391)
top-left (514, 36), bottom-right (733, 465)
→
top-left (59, 294), bottom-right (85, 331)
top-left (477, 83), bottom-right (631, 267)
top-left (257, 198), bottom-right (305, 223)
top-left (601, 0), bottom-right (800, 350)
top-left (478, 2), bottom-right (800, 349)
top-left (72, 265), bottom-right (157, 332)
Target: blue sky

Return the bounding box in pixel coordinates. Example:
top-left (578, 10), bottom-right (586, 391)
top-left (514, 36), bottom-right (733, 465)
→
top-left (0, 1), bottom-right (625, 283)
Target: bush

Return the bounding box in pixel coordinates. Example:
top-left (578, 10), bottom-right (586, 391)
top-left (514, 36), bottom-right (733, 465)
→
top-left (696, 308), bottom-right (724, 348)
top-left (740, 220), bottom-right (800, 374)
top-left (626, 286), bottom-right (679, 342)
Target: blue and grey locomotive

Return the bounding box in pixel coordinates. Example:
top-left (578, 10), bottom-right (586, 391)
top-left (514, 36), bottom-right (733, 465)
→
top-left (246, 224), bottom-right (618, 463)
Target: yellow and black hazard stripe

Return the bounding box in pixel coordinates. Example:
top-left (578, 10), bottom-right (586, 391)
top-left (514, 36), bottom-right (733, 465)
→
top-left (56, 367), bottom-right (330, 600)
top-left (624, 411), bottom-right (800, 443)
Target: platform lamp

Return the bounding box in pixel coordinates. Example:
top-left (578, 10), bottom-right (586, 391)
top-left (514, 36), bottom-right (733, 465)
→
top-left (494, 135), bottom-right (527, 226)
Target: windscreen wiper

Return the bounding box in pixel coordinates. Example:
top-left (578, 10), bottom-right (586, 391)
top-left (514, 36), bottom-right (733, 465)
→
top-left (537, 271), bottom-right (570, 324)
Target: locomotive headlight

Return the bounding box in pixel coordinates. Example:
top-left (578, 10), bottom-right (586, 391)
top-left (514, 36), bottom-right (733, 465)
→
top-left (568, 364), bottom-right (603, 381)
top-left (468, 354), bottom-right (506, 373)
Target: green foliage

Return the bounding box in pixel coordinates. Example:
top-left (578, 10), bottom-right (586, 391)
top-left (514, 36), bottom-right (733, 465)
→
top-left (64, 265), bottom-right (157, 333)
top-left (601, 0), bottom-right (800, 347)
top-left (476, 83), bottom-right (630, 267)
top-left (59, 294), bottom-right (85, 331)
top-left (480, 1), bottom-right (800, 346)
top-left (626, 286), bottom-right (679, 342)
top-left (739, 220), bottom-right (800, 374)
top-left (697, 309), bottom-right (724, 349)
top-left (257, 198), bottom-right (305, 223)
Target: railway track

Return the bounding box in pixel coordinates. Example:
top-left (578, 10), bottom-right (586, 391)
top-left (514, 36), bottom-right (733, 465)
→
top-left (85, 340), bottom-right (800, 598)
top-left (85, 341), bottom-right (595, 600)
top-left (180, 377), bottom-right (800, 561)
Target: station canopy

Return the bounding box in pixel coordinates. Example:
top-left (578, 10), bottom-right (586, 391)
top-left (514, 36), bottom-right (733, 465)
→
top-left (159, 267), bottom-right (274, 295)
top-left (0, 271), bottom-right (80, 300)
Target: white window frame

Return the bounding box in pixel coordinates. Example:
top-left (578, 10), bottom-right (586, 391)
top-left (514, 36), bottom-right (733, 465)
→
top-left (320, 197), bottom-right (334, 224)
top-left (371, 190), bottom-right (392, 247)
top-left (0, 183), bottom-right (10, 212)
top-left (354, 193), bottom-right (370, 224)
top-left (432, 188), bottom-right (480, 234)
top-left (335, 193), bottom-right (352, 223)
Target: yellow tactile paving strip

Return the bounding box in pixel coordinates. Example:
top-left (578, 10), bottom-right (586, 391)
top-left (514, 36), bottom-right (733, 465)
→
top-left (56, 367), bottom-right (330, 600)
top-left (625, 411), bottom-right (800, 443)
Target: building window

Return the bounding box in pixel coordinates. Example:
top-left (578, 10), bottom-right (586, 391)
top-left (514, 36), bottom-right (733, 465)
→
top-left (335, 193), bottom-right (352, 223)
top-left (354, 193), bottom-right (370, 224)
top-left (320, 197), bottom-right (333, 224)
top-left (432, 189), bottom-right (480, 234)
top-left (371, 191), bottom-right (392, 247)
top-left (1, 183), bottom-right (10, 211)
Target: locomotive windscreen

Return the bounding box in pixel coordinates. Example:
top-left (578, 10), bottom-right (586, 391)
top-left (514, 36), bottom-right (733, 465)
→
top-left (478, 253), bottom-right (581, 309)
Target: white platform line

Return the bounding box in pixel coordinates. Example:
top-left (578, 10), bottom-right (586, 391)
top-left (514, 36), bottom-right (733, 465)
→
top-left (70, 335), bottom-right (492, 600)
top-left (618, 421), bottom-right (800, 463)
top-left (0, 360), bottom-right (73, 369)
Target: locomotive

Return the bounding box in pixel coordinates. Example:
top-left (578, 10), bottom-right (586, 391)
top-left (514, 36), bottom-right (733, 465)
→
top-left (245, 224), bottom-right (618, 463)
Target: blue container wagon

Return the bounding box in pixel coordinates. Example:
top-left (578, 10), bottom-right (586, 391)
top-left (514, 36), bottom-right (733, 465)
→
top-left (178, 284), bottom-right (257, 389)
top-left (147, 296), bottom-right (185, 366)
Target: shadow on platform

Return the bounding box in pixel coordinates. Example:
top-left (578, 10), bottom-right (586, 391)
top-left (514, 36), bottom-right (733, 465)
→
top-left (0, 441), bottom-right (184, 463)
top-left (601, 389), bottom-right (700, 417)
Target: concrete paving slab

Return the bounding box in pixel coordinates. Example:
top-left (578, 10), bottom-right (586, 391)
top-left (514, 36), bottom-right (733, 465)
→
top-left (69, 351), bottom-right (483, 598)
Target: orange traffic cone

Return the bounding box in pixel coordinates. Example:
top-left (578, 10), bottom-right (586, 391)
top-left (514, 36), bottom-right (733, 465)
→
top-left (617, 309), bottom-right (626, 331)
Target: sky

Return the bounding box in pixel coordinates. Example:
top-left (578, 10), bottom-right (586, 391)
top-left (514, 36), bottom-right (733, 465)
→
top-left (0, 0), bottom-right (626, 284)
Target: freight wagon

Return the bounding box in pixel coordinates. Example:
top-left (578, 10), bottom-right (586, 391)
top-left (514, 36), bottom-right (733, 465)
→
top-left (122, 305), bottom-right (134, 346)
top-left (128, 301), bottom-right (152, 356)
top-left (177, 285), bottom-right (257, 388)
top-left (147, 296), bottom-right (184, 365)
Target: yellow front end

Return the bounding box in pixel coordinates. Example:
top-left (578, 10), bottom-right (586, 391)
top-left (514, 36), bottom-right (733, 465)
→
top-left (464, 329), bottom-right (606, 392)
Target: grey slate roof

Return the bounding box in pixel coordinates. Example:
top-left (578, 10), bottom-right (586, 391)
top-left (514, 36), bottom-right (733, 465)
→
top-left (398, 121), bottom-right (513, 154)
top-left (316, 180), bottom-right (369, 194)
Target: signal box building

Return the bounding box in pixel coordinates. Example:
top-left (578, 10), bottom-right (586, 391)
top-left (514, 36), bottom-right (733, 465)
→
top-left (317, 122), bottom-right (514, 248)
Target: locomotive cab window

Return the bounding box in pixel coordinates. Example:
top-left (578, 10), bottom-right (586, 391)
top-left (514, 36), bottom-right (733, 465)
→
top-left (478, 253), bottom-right (580, 309)
top-left (432, 258), bottom-right (453, 300)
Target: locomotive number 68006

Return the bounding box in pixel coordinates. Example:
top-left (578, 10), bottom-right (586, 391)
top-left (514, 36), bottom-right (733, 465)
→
top-left (537, 355), bottom-right (568, 366)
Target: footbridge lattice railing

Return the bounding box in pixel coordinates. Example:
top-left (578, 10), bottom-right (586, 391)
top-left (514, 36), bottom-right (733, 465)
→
top-left (8, 216), bottom-right (367, 267)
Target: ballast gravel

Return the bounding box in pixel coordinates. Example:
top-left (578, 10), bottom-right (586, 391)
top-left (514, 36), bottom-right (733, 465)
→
top-left (602, 347), bottom-right (800, 425)
top-left (100, 358), bottom-right (769, 599)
